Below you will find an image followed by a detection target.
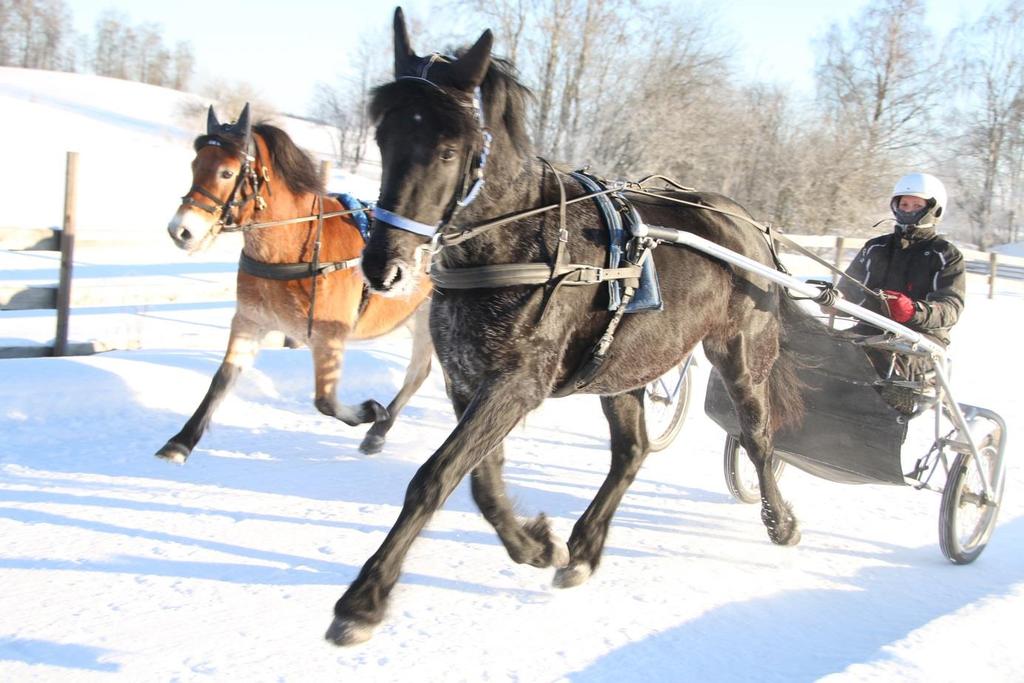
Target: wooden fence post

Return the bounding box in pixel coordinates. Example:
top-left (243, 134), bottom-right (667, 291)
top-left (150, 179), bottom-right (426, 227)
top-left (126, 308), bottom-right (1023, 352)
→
top-left (988, 252), bottom-right (998, 300)
top-left (54, 151), bottom-right (78, 357)
top-left (320, 160), bottom-right (332, 188)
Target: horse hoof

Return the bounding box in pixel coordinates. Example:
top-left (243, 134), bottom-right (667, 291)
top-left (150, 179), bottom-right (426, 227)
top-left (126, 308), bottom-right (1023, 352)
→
top-left (155, 442), bottom-right (190, 464)
top-left (324, 616), bottom-right (375, 646)
top-left (523, 515), bottom-right (570, 568)
top-left (359, 434), bottom-right (385, 455)
top-left (363, 400), bottom-right (390, 424)
top-left (550, 538), bottom-right (570, 568)
top-left (768, 525), bottom-right (801, 546)
top-left (553, 563), bottom-right (592, 589)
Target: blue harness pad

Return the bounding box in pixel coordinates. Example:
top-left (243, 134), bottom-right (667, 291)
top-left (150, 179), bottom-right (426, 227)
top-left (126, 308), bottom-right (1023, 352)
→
top-left (570, 172), bottom-right (662, 313)
top-left (331, 193), bottom-right (371, 242)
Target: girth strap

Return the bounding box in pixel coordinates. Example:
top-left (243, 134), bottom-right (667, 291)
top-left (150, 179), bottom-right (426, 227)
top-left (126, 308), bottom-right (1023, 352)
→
top-left (430, 261), bottom-right (642, 289)
top-left (238, 251), bottom-right (361, 281)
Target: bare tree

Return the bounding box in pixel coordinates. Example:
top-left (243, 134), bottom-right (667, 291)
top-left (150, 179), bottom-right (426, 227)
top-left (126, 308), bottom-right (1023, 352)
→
top-left (311, 82), bottom-right (352, 166)
top-left (171, 41), bottom-right (194, 91)
top-left (809, 0), bottom-right (945, 233)
top-left (0, 0), bottom-right (71, 69)
top-left (946, 0), bottom-right (1024, 247)
top-left (311, 30), bottom-right (389, 171)
top-left (91, 10), bottom-right (123, 77)
top-left (135, 22), bottom-right (164, 84)
top-left (86, 10), bottom-right (192, 90)
top-left (549, 0), bottom-right (636, 162)
top-left (0, 1), bottom-right (11, 65)
top-left (816, 0), bottom-right (940, 155)
top-left (582, 3), bottom-right (730, 176)
top-left (458, 0), bottom-right (531, 65)
top-left (1005, 88), bottom-right (1024, 242)
top-left (529, 0), bottom-right (573, 152)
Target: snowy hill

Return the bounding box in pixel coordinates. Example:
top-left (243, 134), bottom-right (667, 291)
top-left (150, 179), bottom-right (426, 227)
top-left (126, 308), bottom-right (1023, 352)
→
top-left (0, 67), bottom-right (379, 236)
top-left (0, 66), bottom-right (1022, 681)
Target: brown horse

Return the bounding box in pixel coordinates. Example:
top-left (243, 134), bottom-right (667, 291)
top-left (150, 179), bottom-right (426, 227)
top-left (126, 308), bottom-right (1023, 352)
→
top-left (158, 104), bottom-right (433, 461)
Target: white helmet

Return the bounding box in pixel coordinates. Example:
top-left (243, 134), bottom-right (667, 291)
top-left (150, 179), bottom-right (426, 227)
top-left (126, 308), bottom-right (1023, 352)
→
top-left (890, 172), bottom-right (947, 227)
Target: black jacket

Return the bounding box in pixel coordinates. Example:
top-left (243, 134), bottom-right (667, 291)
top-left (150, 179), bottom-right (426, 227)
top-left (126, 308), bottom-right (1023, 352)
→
top-left (838, 226), bottom-right (965, 345)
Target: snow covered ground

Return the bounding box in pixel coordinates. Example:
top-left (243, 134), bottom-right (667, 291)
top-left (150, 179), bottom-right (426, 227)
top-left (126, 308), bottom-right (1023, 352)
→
top-left (1, 69), bottom-right (1022, 681)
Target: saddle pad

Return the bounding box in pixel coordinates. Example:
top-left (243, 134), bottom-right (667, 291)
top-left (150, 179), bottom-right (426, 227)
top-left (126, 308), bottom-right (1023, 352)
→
top-left (570, 172), bottom-right (662, 313)
top-left (331, 192), bottom-right (371, 242)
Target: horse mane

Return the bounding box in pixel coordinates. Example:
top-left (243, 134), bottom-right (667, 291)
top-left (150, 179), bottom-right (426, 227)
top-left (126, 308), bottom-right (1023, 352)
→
top-left (193, 123), bottom-right (324, 196)
top-left (369, 55), bottom-right (533, 157)
top-left (479, 56), bottom-right (532, 156)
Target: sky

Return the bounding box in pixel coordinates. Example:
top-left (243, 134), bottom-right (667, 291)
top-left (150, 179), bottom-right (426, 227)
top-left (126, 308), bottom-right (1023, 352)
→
top-left (67, 0), bottom-right (986, 116)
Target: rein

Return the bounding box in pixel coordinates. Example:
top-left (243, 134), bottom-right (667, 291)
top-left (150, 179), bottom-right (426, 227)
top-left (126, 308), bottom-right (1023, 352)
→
top-left (220, 206), bottom-right (367, 233)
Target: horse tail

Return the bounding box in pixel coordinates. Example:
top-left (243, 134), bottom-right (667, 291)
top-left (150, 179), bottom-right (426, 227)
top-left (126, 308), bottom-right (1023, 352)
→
top-left (768, 293), bottom-right (813, 435)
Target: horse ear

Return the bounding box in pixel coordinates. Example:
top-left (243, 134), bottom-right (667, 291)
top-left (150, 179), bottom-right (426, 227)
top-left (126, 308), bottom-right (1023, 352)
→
top-left (393, 7), bottom-right (417, 77)
top-left (236, 103), bottom-right (252, 141)
top-left (207, 106), bottom-right (220, 135)
top-left (450, 29), bottom-right (493, 91)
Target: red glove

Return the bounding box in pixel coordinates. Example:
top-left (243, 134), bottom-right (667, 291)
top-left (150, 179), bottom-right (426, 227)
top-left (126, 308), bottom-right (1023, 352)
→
top-left (881, 290), bottom-right (915, 323)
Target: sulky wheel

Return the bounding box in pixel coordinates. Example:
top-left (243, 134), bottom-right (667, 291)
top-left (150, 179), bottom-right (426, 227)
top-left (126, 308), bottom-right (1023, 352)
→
top-left (939, 421), bottom-right (1005, 564)
top-left (723, 435), bottom-right (786, 504)
top-left (643, 357), bottom-right (694, 452)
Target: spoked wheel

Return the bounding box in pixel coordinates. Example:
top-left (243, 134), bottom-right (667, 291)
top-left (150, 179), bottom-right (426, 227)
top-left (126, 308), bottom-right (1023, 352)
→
top-left (643, 357), bottom-right (694, 452)
top-left (939, 421), bottom-right (1005, 564)
top-left (723, 435), bottom-right (786, 504)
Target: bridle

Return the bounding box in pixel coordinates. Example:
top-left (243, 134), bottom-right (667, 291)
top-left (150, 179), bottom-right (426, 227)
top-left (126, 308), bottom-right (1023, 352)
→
top-left (180, 136), bottom-right (269, 237)
top-left (372, 53), bottom-right (493, 243)
top-left (181, 135), bottom-right (371, 237)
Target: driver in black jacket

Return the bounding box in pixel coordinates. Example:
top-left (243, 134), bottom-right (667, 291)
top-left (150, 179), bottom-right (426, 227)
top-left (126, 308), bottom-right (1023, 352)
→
top-left (836, 172), bottom-right (966, 381)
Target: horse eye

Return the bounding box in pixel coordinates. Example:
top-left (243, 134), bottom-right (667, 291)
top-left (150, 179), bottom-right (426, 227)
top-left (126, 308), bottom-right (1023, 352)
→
top-left (220, 169), bottom-right (235, 179)
top-left (440, 149), bottom-right (457, 162)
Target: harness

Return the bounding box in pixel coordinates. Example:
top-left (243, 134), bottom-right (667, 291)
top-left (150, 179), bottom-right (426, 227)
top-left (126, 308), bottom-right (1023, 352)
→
top-left (374, 63), bottom-right (656, 395)
top-left (370, 62), bottom-right (878, 395)
top-left (180, 134), bottom-right (374, 337)
top-left (237, 194), bottom-right (371, 338)
top-left (429, 166), bottom-right (659, 396)
top-left (236, 193), bottom-right (370, 282)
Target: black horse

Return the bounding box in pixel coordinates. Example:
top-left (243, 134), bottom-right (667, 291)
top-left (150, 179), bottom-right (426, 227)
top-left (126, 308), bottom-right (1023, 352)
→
top-left (326, 8), bottom-right (810, 645)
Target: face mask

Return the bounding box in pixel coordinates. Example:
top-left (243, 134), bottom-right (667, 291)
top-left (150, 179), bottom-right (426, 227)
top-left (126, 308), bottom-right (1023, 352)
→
top-left (893, 206), bottom-right (928, 226)
top-left (891, 197), bottom-right (936, 227)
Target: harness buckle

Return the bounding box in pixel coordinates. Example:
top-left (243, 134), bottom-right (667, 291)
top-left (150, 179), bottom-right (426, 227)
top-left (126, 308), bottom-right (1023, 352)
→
top-left (417, 232), bottom-right (444, 274)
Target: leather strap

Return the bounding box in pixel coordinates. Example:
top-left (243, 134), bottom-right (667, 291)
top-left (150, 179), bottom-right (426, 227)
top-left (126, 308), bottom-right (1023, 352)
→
top-left (430, 261), bottom-right (642, 289)
top-left (238, 251), bottom-right (360, 281)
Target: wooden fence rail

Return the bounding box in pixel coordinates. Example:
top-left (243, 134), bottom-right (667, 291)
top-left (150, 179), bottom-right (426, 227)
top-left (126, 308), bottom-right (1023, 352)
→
top-left (2, 154), bottom-right (1023, 358)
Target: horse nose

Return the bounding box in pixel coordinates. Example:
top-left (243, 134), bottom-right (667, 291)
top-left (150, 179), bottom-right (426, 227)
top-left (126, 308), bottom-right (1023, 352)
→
top-left (360, 244), bottom-right (386, 282)
top-left (167, 221), bottom-right (192, 243)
